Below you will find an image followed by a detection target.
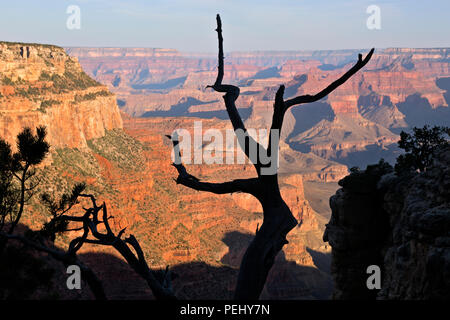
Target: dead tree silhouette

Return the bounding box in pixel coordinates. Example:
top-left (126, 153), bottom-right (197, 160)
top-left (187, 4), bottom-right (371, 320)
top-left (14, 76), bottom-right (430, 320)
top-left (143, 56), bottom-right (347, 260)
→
top-left (2, 191), bottom-right (175, 300)
top-left (0, 130), bottom-right (174, 300)
top-left (169, 14), bottom-right (374, 300)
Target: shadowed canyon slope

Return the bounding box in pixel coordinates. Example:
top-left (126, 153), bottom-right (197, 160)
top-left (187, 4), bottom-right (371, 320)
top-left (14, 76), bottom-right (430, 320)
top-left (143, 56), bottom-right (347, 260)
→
top-left (324, 146), bottom-right (450, 300)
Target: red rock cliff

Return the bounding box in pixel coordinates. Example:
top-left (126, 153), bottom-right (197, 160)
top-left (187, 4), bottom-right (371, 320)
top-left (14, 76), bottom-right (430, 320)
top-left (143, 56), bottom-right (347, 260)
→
top-left (0, 42), bottom-right (123, 150)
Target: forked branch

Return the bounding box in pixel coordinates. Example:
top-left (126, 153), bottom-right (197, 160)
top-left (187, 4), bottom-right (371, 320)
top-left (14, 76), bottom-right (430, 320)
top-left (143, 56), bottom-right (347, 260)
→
top-left (284, 48), bottom-right (375, 110)
top-left (207, 14), bottom-right (264, 170)
top-left (267, 48), bottom-right (374, 151)
top-left (168, 134), bottom-right (258, 195)
top-left (3, 193), bottom-right (176, 300)
top-left (166, 14), bottom-right (373, 300)
top-left (71, 195), bottom-right (176, 300)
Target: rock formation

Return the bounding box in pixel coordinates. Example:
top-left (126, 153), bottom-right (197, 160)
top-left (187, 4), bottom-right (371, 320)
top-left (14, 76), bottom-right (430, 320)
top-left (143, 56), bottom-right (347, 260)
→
top-left (0, 42), bottom-right (122, 150)
top-left (1, 42), bottom-right (334, 299)
top-left (323, 146), bottom-right (450, 299)
top-left (3, 42), bottom-right (448, 299)
top-left (67, 47), bottom-right (450, 170)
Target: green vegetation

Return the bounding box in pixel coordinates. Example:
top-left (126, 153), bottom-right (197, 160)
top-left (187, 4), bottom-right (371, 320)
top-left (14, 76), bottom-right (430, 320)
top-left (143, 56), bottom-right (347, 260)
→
top-left (395, 125), bottom-right (450, 174)
top-left (14, 87), bottom-right (28, 98)
top-left (153, 179), bottom-right (178, 199)
top-left (348, 125), bottom-right (450, 177)
top-left (1, 50), bottom-right (106, 114)
top-left (46, 71), bottom-right (100, 94)
top-left (28, 146), bottom-right (116, 228)
top-left (0, 127), bottom-right (119, 299)
top-left (4, 69), bottom-right (107, 108)
top-left (1, 76), bottom-right (14, 85)
top-left (0, 127), bottom-right (50, 234)
top-left (73, 90), bottom-right (112, 103)
top-left (14, 77), bottom-right (26, 85)
top-left (26, 86), bottom-right (40, 96)
top-left (87, 129), bottom-right (148, 171)
top-left (52, 147), bottom-right (102, 178)
top-left (21, 60), bottom-right (104, 97)
top-left (0, 41), bottom-right (61, 50)
top-left (38, 71), bottom-right (51, 82)
top-left (3, 70), bottom-right (103, 101)
top-left (171, 223), bottom-right (190, 240)
top-left (38, 99), bottom-right (60, 113)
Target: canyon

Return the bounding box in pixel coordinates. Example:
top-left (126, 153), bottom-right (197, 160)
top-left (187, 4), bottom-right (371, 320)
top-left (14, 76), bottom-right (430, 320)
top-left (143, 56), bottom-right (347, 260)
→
top-left (1, 42), bottom-right (449, 299)
top-left (67, 47), bottom-right (450, 169)
top-left (1, 42), bottom-right (334, 299)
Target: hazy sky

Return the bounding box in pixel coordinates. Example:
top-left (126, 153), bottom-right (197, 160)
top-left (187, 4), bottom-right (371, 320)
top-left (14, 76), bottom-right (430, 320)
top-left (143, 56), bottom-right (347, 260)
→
top-left (0, 0), bottom-right (449, 52)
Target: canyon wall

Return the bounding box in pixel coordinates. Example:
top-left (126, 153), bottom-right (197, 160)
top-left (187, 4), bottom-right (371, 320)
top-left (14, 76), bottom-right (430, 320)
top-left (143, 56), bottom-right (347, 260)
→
top-left (38, 116), bottom-right (333, 299)
top-left (0, 42), bottom-right (122, 150)
top-left (1, 42), bottom-right (334, 299)
top-left (3, 43), bottom-right (448, 299)
top-left (122, 117), bottom-right (333, 299)
top-left (323, 146), bottom-right (450, 299)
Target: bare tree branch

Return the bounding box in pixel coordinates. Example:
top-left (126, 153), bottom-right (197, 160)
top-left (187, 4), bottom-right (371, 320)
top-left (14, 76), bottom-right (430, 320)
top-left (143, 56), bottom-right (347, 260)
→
top-left (7, 163), bottom-right (30, 234)
top-left (67, 222), bottom-right (89, 254)
top-left (284, 48), bottom-right (375, 109)
top-left (207, 14), bottom-right (264, 170)
top-left (166, 14), bottom-right (372, 300)
top-left (101, 202), bottom-right (113, 235)
top-left (168, 134), bottom-right (258, 195)
top-left (62, 195), bottom-right (176, 300)
top-left (265, 49), bottom-right (375, 159)
top-left (175, 170), bottom-right (258, 195)
top-left (267, 85), bottom-right (286, 155)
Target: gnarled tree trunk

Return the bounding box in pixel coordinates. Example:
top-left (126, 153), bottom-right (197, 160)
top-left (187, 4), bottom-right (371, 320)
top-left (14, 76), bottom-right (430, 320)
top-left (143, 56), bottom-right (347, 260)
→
top-left (170, 14), bottom-right (374, 300)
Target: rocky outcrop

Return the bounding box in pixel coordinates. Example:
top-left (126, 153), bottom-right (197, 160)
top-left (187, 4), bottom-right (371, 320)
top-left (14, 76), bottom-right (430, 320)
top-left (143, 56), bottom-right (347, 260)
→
top-left (288, 114), bottom-right (399, 160)
top-left (323, 146), bottom-right (450, 300)
top-left (0, 42), bottom-right (123, 150)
